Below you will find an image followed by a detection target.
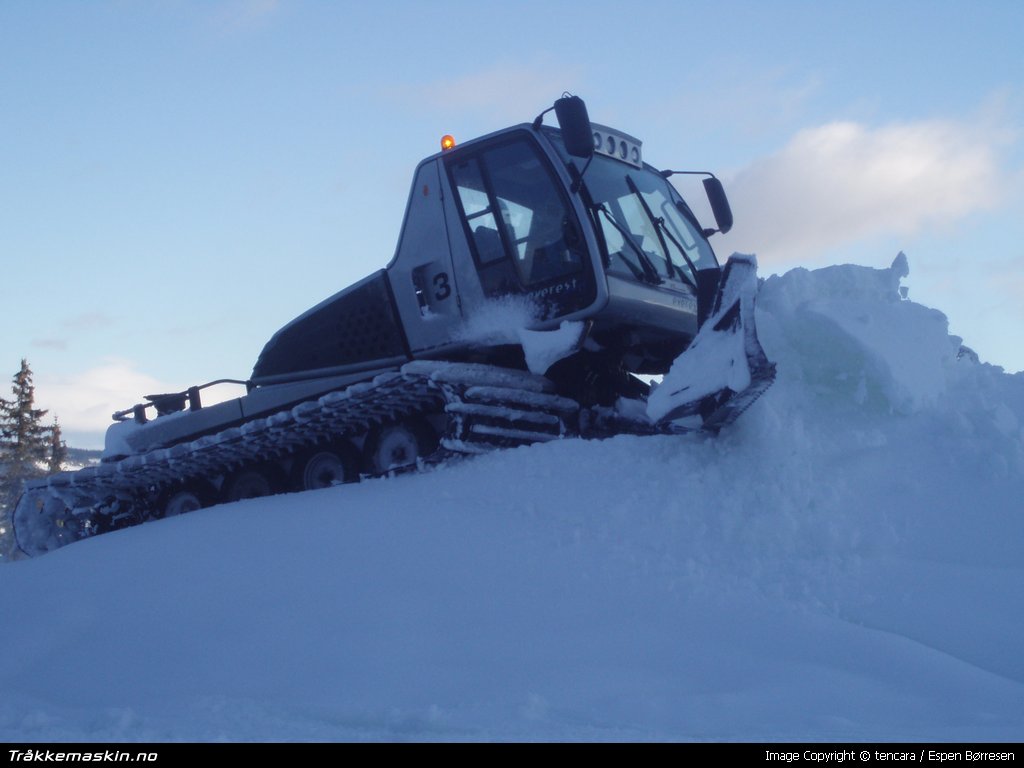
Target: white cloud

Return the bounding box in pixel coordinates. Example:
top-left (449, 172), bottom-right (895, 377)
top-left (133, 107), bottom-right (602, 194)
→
top-left (35, 359), bottom-right (251, 448)
top-left (35, 359), bottom-right (173, 435)
top-left (718, 115), bottom-right (1011, 264)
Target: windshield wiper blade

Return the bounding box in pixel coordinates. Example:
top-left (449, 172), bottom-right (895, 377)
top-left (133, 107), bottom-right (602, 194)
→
top-left (626, 175), bottom-right (672, 278)
top-left (652, 217), bottom-right (699, 289)
top-left (626, 174), bottom-right (698, 290)
top-left (595, 204), bottom-right (662, 284)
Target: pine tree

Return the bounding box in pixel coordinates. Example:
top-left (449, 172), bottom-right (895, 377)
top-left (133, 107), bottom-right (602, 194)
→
top-left (0, 359), bottom-right (51, 476)
top-left (48, 418), bottom-right (68, 474)
top-left (0, 360), bottom-right (53, 559)
top-left (0, 388), bottom-right (10, 559)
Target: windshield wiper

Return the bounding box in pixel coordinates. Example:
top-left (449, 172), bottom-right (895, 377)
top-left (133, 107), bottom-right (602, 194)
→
top-left (653, 217), bottom-right (699, 289)
top-left (625, 175), bottom-right (696, 290)
top-left (595, 204), bottom-right (662, 284)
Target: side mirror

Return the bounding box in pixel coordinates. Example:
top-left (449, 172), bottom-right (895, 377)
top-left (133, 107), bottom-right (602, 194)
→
top-left (702, 176), bottom-right (733, 235)
top-left (554, 96), bottom-right (594, 159)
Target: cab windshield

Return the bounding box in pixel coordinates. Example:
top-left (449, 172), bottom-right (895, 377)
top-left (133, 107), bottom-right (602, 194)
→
top-left (582, 154), bottom-right (718, 287)
top-left (543, 127), bottom-right (719, 287)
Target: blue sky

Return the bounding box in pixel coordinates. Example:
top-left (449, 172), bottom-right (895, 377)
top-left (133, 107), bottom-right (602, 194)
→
top-left (2, 0), bottom-right (1022, 447)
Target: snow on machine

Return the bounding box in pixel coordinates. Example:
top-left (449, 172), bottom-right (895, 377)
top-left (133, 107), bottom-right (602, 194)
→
top-left (14, 95), bottom-right (775, 556)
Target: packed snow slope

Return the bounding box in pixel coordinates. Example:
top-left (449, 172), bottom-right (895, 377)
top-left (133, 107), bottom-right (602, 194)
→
top-left (1, 256), bottom-right (1022, 742)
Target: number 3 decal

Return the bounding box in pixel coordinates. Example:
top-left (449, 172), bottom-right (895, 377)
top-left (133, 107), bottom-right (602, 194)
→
top-left (433, 272), bottom-right (451, 301)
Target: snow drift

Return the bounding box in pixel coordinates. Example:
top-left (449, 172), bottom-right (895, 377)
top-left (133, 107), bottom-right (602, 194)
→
top-left (1, 255), bottom-right (1022, 742)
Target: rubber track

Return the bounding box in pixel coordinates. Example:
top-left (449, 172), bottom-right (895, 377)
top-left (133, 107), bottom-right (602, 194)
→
top-left (13, 361), bottom-right (578, 555)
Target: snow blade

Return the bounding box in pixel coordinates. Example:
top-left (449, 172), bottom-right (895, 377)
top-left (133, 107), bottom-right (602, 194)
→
top-left (646, 254), bottom-right (776, 431)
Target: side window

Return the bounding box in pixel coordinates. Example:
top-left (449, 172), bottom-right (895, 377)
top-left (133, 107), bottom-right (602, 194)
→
top-left (450, 158), bottom-right (505, 265)
top-left (450, 138), bottom-right (583, 287)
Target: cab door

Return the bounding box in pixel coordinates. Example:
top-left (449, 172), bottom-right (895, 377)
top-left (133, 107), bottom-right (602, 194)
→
top-left (446, 134), bottom-right (597, 319)
top-left (386, 159), bottom-right (465, 355)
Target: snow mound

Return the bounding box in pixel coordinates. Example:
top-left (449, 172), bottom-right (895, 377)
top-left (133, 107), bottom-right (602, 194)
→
top-left (754, 254), bottom-right (1023, 479)
top-left (758, 252), bottom-right (960, 414)
top-left (1, 255), bottom-right (1022, 742)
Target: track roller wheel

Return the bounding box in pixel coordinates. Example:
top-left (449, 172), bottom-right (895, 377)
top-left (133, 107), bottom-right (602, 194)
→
top-left (223, 464), bottom-right (283, 503)
top-left (364, 418), bottom-right (438, 475)
top-left (292, 442), bottom-right (358, 491)
top-left (159, 482), bottom-right (215, 519)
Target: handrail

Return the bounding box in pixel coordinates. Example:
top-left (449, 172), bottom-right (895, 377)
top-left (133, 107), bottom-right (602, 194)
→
top-left (112, 379), bottom-right (250, 423)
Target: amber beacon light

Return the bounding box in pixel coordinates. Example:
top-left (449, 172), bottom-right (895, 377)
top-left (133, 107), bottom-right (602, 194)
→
top-left (440, 134), bottom-right (456, 151)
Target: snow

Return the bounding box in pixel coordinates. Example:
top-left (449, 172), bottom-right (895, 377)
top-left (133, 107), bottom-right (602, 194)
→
top-left (451, 297), bottom-right (586, 375)
top-left (451, 294), bottom-right (539, 347)
top-left (101, 419), bottom-right (142, 460)
top-left (2, 255), bottom-right (1023, 742)
top-left (518, 321), bottom-right (586, 375)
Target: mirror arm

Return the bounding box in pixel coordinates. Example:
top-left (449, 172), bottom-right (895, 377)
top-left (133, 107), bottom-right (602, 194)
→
top-left (532, 106), bottom-right (555, 130)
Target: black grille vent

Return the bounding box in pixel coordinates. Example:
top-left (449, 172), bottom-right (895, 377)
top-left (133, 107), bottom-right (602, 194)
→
top-left (253, 271), bottom-right (409, 381)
